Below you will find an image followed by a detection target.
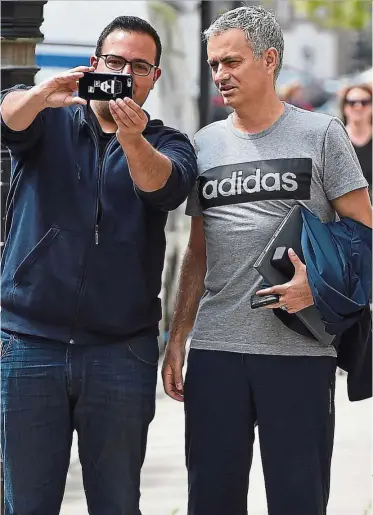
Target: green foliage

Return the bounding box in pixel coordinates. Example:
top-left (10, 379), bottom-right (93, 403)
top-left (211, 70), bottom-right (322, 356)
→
top-left (364, 500), bottom-right (372, 515)
top-left (149, 0), bottom-right (178, 24)
top-left (291, 0), bottom-right (372, 30)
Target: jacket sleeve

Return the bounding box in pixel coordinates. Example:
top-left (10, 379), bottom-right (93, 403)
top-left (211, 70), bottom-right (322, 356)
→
top-left (135, 130), bottom-right (198, 212)
top-left (1, 85), bottom-right (44, 154)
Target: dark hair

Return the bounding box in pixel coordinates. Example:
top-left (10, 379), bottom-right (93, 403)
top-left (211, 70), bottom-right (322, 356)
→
top-left (95, 16), bottom-right (162, 67)
top-left (340, 83), bottom-right (372, 124)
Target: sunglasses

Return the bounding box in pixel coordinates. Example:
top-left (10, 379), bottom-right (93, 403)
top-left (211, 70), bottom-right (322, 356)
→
top-left (344, 98), bottom-right (372, 107)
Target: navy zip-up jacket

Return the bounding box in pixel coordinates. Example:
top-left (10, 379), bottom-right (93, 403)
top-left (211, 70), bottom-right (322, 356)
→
top-left (0, 85), bottom-right (197, 345)
top-left (274, 207), bottom-right (372, 401)
top-left (301, 207), bottom-right (372, 402)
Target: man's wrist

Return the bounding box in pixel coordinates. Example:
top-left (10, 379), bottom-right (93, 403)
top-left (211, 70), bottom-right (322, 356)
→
top-left (166, 332), bottom-right (188, 350)
top-left (27, 86), bottom-right (48, 112)
top-left (117, 132), bottom-right (144, 152)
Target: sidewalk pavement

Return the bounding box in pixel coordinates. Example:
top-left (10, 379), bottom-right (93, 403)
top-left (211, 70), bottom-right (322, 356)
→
top-left (61, 368), bottom-right (372, 515)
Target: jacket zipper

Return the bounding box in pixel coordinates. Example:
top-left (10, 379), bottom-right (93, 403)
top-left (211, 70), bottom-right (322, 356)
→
top-left (95, 144), bottom-right (102, 245)
top-left (94, 137), bottom-right (115, 245)
top-left (68, 120), bottom-right (114, 343)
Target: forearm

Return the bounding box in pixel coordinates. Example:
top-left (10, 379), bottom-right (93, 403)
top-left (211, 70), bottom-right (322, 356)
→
top-left (120, 135), bottom-right (172, 192)
top-left (331, 188), bottom-right (373, 228)
top-left (168, 245), bottom-right (207, 348)
top-left (1, 88), bottom-right (45, 132)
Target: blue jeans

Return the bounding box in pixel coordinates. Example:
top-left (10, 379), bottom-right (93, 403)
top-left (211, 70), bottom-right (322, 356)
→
top-left (0, 330), bottom-right (158, 515)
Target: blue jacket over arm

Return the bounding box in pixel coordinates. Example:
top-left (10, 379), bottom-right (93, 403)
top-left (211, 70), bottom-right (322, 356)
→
top-left (301, 207), bottom-right (372, 401)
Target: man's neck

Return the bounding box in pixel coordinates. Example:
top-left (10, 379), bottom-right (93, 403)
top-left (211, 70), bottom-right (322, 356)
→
top-left (232, 94), bottom-right (284, 134)
top-left (90, 101), bottom-right (117, 134)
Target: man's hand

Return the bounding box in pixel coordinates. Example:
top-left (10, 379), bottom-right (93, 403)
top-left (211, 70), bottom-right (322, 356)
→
top-left (256, 248), bottom-right (314, 314)
top-left (109, 98), bottom-right (148, 146)
top-left (162, 343), bottom-right (186, 402)
top-left (34, 66), bottom-right (95, 108)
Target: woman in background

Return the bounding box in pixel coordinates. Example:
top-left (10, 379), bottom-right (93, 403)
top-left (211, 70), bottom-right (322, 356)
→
top-left (341, 84), bottom-right (372, 197)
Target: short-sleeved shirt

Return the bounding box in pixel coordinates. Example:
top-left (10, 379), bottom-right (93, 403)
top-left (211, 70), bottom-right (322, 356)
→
top-left (353, 138), bottom-right (372, 187)
top-left (186, 103), bottom-right (368, 357)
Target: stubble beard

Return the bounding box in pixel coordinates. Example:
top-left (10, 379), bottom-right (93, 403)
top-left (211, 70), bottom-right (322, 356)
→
top-left (92, 100), bottom-right (114, 123)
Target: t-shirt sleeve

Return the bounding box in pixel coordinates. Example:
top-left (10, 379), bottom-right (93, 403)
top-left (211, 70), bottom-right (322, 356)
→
top-left (185, 135), bottom-right (203, 217)
top-left (322, 118), bottom-right (368, 200)
top-left (1, 85), bottom-right (44, 154)
top-left (185, 180), bottom-right (203, 217)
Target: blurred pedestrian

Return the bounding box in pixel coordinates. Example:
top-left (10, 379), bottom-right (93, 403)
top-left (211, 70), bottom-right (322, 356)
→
top-left (341, 83), bottom-right (372, 197)
top-left (279, 81), bottom-right (313, 110)
top-left (162, 5), bottom-right (371, 515)
top-left (0, 15), bottom-right (197, 515)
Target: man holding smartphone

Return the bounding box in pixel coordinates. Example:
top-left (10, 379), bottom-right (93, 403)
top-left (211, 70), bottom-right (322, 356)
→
top-left (162, 6), bottom-right (372, 515)
top-left (1, 15), bottom-right (197, 515)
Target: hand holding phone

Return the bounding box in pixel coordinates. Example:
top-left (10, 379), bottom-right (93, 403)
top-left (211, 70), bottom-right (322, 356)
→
top-left (250, 293), bottom-right (280, 310)
top-left (33, 66), bottom-right (95, 108)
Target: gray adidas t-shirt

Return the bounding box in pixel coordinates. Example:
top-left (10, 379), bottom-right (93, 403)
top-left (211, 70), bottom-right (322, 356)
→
top-left (186, 103), bottom-right (368, 357)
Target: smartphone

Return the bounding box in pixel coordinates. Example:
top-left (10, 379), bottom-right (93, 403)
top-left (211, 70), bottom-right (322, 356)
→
top-left (250, 293), bottom-right (280, 310)
top-left (78, 72), bottom-right (133, 101)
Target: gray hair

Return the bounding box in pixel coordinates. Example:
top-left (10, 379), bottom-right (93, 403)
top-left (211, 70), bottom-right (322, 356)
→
top-left (204, 5), bottom-right (284, 81)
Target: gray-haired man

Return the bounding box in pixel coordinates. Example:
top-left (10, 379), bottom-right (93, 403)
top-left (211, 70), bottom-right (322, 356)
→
top-left (162, 5), bottom-right (371, 515)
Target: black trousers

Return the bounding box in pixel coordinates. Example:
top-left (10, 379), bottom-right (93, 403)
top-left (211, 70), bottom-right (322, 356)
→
top-left (184, 349), bottom-right (336, 515)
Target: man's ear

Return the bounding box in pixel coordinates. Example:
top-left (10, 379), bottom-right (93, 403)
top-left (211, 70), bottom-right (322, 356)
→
top-left (90, 55), bottom-right (98, 69)
top-left (264, 48), bottom-right (278, 77)
top-left (151, 68), bottom-right (162, 89)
